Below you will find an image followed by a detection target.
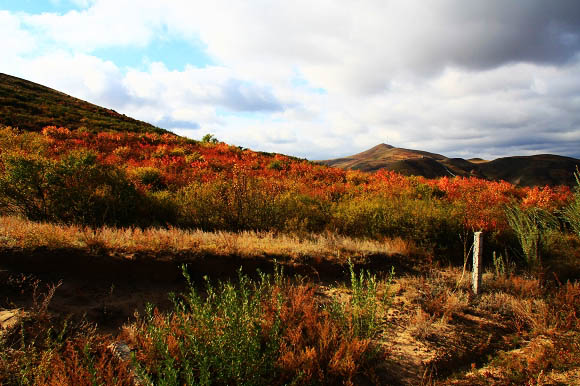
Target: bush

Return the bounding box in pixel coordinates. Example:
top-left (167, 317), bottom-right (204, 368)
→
top-left (0, 150), bottom-right (141, 226)
top-left (0, 153), bottom-right (54, 220)
top-left (562, 168), bottom-right (580, 237)
top-left (505, 204), bottom-right (558, 270)
top-left (177, 175), bottom-right (284, 232)
top-left (267, 160), bottom-right (284, 171)
top-left (201, 133), bottom-right (218, 144)
top-left (331, 194), bottom-right (461, 248)
top-left (330, 260), bottom-right (394, 339)
top-left (278, 192), bottom-right (331, 234)
top-left (128, 166), bottom-right (165, 191)
top-left (139, 190), bottom-right (179, 227)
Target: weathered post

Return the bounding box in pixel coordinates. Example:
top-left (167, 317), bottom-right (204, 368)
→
top-left (472, 231), bottom-right (483, 295)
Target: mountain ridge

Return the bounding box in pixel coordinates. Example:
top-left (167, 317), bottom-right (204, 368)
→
top-left (320, 144), bottom-right (580, 187)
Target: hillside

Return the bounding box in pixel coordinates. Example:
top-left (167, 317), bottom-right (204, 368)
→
top-left (0, 73), bottom-right (165, 134)
top-left (320, 143), bottom-right (580, 187)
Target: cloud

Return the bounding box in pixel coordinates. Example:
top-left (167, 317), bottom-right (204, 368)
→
top-left (2, 1), bottom-right (580, 161)
top-left (21, 0), bottom-right (168, 51)
top-left (154, 116), bottom-right (200, 130)
top-left (221, 80), bottom-right (282, 112)
top-left (161, 0), bottom-right (580, 95)
top-left (0, 11), bottom-right (37, 56)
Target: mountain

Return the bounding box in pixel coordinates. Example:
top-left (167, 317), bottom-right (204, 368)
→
top-left (320, 144), bottom-right (580, 187)
top-left (0, 73), bottom-right (165, 134)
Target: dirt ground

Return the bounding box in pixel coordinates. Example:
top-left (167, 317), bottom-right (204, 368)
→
top-left (1, 249), bottom-right (577, 385)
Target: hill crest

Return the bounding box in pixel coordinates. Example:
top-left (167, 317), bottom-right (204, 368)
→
top-left (320, 144), bottom-right (580, 187)
top-left (0, 73), bottom-right (165, 134)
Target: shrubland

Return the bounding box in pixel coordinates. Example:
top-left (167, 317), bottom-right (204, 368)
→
top-left (1, 126), bottom-right (576, 264)
top-left (1, 125), bottom-right (579, 384)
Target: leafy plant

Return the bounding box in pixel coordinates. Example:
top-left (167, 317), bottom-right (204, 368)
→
top-left (329, 259), bottom-right (394, 339)
top-left (201, 133), bottom-right (218, 144)
top-left (0, 150), bottom-right (141, 225)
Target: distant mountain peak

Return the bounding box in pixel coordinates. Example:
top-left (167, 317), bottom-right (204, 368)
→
top-left (319, 143), bottom-right (579, 187)
top-left (374, 143), bottom-right (394, 149)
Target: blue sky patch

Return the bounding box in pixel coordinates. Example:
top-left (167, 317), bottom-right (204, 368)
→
top-left (93, 38), bottom-right (214, 71)
top-left (1, 0), bottom-right (85, 14)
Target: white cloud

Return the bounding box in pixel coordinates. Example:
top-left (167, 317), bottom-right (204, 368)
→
top-left (0, 11), bottom-right (37, 56)
top-left (1, 1), bottom-right (580, 160)
top-left (21, 0), bottom-right (168, 51)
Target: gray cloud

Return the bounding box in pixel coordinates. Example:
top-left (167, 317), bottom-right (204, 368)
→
top-left (4, 1), bottom-right (580, 162)
top-left (433, 1), bottom-right (580, 70)
top-left (221, 79), bottom-right (283, 112)
top-left (154, 116), bottom-right (200, 130)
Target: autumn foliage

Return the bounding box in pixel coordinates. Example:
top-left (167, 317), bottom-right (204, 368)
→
top-left (0, 126), bottom-right (577, 260)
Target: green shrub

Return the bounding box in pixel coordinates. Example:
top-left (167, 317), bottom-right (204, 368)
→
top-left (201, 133), bottom-right (218, 144)
top-left (184, 152), bottom-right (204, 163)
top-left (0, 150), bottom-right (141, 226)
top-left (140, 190), bottom-right (179, 227)
top-left (267, 160), bottom-right (284, 171)
top-left (331, 194), bottom-right (460, 247)
top-left (505, 204), bottom-right (558, 270)
top-left (0, 153), bottom-right (54, 220)
top-left (278, 192), bottom-right (331, 234)
top-left (128, 265), bottom-right (388, 384)
top-left (134, 268), bottom-right (280, 385)
top-left (177, 176), bottom-right (284, 232)
top-left (330, 260), bottom-right (394, 339)
top-left (128, 166), bottom-right (165, 191)
top-left (562, 168), bottom-right (580, 237)
top-left (168, 147), bottom-right (187, 157)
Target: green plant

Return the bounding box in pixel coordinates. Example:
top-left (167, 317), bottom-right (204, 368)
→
top-left (0, 150), bottom-right (141, 226)
top-left (330, 260), bottom-right (394, 339)
top-left (492, 250), bottom-right (515, 277)
top-left (562, 167), bottom-right (580, 237)
top-left (0, 153), bottom-right (53, 220)
top-left (201, 133), bottom-right (218, 144)
top-left (184, 151), bottom-right (204, 163)
top-left (128, 166), bottom-right (165, 191)
top-left (505, 204), bottom-right (557, 270)
top-left (131, 266), bottom-right (282, 385)
top-left (267, 160), bottom-right (284, 171)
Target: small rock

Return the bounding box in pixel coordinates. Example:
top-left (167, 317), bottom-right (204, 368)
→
top-left (0, 309), bottom-right (24, 335)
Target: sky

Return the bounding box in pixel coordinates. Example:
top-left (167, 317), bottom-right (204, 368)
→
top-left (1, 0), bottom-right (580, 160)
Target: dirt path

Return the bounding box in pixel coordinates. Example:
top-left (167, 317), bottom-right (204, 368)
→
top-left (0, 247), bottom-right (411, 333)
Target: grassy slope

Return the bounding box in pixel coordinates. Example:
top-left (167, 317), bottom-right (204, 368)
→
top-left (0, 73), bottom-right (165, 134)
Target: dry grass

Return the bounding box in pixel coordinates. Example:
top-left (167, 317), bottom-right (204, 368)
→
top-left (2, 215), bottom-right (579, 384)
top-left (0, 215), bottom-right (409, 262)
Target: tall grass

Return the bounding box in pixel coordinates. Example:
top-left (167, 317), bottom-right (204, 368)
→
top-left (562, 167), bottom-right (580, 237)
top-left (504, 205), bottom-right (558, 270)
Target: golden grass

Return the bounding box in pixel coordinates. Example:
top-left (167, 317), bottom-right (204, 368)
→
top-left (0, 216), bottom-right (409, 261)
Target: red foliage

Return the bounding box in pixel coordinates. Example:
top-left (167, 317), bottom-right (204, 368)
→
top-left (22, 127), bottom-right (576, 234)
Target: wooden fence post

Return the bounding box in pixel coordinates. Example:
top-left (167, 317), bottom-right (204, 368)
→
top-left (472, 231), bottom-right (483, 295)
